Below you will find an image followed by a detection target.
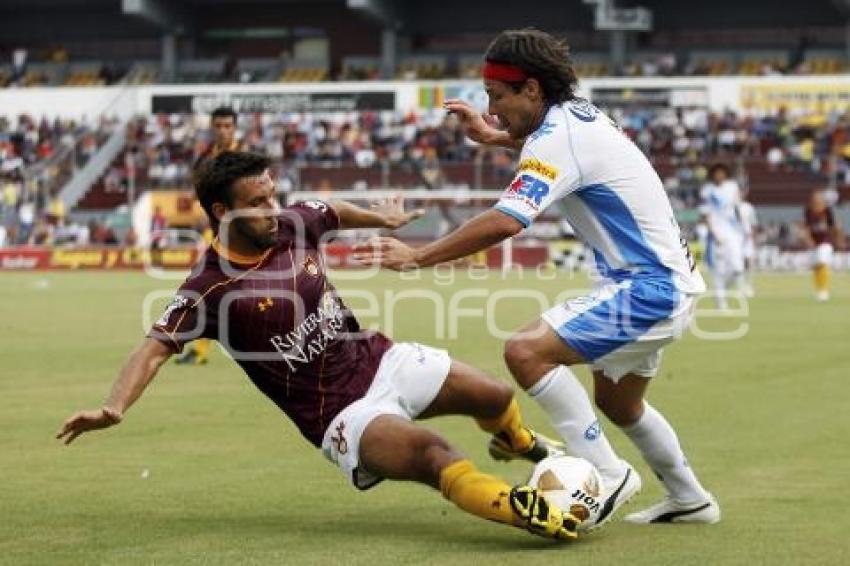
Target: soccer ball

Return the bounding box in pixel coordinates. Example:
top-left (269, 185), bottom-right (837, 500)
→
top-left (528, 455), bottom-right (604, 530)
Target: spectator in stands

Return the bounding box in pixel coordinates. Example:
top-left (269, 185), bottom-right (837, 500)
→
top-left (418, 147), bottom-right (457, 234)
top-left (47, 193), bottom-right (65, 225)
top-left (17, 199), bottom-right (35, 244)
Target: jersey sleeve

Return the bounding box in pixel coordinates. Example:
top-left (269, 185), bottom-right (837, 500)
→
top-left (493, 137), bottom-right (581, 228)
top-left (147, 287), bottom-right (215, 354)
top-left (285, 200), bottom-right (340, 246)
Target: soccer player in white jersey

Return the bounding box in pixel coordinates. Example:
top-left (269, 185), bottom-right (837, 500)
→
top-left (356, 29), bottom-right (719, 526)
top-left (700, 163), bottom-right (746, 309)
top-left (737, 190), bottom-right (758, 297)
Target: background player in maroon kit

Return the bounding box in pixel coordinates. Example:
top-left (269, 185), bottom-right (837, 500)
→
top-left (56, 151), bottom-right (580, 541)
top-left (175, 106), bottom-right (245, 365)
top-left (803, 190), bottom-right (844, 302)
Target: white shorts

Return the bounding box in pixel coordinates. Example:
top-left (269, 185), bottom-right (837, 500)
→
top-left (813, 243), bottom-right (834, 267)
top-left (320, 342), bottom-right (451, 490)
top-left (542, 279), bottom-right (695, 382)
top-left (706, 235), bottom-right (745, 276)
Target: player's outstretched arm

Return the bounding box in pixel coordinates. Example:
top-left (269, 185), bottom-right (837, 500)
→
top-left (353, 208), bottom-right (523, 271)
top-left (443, 98), bottom-right (524, 151)
top-left (330, 194), bottom-right (425, 230)
top-left (56, 338), bottom-right (173, 445)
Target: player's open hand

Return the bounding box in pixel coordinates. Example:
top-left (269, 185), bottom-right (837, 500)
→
top-left (371, 193), bottom-right (426, 230)
top-left (443, 98), bottom-right (501, 144)
top-left (352, 236), bottom-right (419, 271)
top-left (56, 406), bottom-right (123, 445)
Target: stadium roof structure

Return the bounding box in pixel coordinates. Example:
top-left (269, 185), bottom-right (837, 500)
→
top-left (0, 0), bottom-right (848, 43)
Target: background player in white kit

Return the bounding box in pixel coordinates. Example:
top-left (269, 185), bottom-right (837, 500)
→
top-left (356, 28), bottom-right (720, 526)
top-left (700, 163), bottom-right (747, 309)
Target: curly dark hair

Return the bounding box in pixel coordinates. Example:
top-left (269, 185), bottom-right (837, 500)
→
top-left (484, 28), bottom-right (578, 104)
top-left (708, 162), bottom-right (731, 179)
top-left (194, 151), bottom-right (270, 226)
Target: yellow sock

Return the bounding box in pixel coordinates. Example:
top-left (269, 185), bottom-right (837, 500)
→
top-left (476, 399), bottom-right (534, 452)
top-left (439, 459), bottom-right (521, 527)
top-left (193, 338), bottom-right (211, 361)
top-left (814, 265), bottom-right (830, 292)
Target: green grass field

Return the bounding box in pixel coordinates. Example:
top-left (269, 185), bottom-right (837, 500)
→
top-left (1, 269), bottom-right (848, 565)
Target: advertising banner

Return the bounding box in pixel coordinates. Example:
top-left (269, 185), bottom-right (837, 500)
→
top-left (152, 91), bottom-right (396, 114)
top-left (0, 248), bottom-right (200, 270)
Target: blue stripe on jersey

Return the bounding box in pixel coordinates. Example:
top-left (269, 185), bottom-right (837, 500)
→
top-left (494, 204), bottom-right (531, 228)
top-left (575, 184), bottom-right (670, 279)
top-left (558, 278), bottom-right (679, 362)
top-left (556, 184), bottom-right (680, 361)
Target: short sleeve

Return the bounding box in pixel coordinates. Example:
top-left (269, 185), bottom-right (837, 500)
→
top-left (493, 138), bottom-right (581, 228)
top-left (284, 200), bottom-right (340, 246)
top-left (147, 290), bottom-right (213, 353)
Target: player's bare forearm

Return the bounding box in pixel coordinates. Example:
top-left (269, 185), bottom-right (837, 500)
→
top-left (331, 198), bottom-right (424, 231)
top-left (105, 338), bottom-right (173, 413)
top-left (57, 338), bottom-right (172, 445)
top-left (331, 200), bottom-right (392, 230)
top-left (413, 209), bottom-right (523, 267)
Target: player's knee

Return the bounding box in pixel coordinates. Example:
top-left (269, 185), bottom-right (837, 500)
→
top-left (503, 336), bottom-right (541, 387)
top-left (417, 434), bottom-right (458, 483)
top-left (489, 380), bottom-right (514, 415)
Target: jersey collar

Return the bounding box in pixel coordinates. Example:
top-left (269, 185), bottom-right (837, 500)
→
top-left (211, 237), bottom-right (272, 265)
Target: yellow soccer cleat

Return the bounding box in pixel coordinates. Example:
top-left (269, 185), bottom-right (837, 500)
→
top-left (489, 429), bottom-right (566, 464)
top-left (509, 486), bottom-right (580, 541)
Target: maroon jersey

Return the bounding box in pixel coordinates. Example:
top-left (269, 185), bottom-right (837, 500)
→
top-left (149, 201), bottom-right (393, 446)
top-left (805, 206), bottom-right (835, 245)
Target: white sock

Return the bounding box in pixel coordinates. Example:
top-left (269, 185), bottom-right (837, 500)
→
top-left (733, 272), bottom-right (747, 297)
top-left (622, 402), bottom-right (709, 504)
top-left (527, 366), bottom-right (624, 485)
top-left (713, 272), bottom-right (728, 309)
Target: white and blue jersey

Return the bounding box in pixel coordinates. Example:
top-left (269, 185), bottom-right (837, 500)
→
top-left (494, 100), bottom-right (705, 375)
top-left (699, 180), bottom-right (745, 274)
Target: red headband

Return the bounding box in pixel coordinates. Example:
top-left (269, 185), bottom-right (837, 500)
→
top-left (482, 61), bottom-right (528, 83)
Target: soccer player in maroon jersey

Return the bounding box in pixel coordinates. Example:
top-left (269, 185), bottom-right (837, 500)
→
top-left (175, 106), bottom-right (245, 365)
top-left (803, 190), bottom-right (844, 302)
top-left (56, 151), bottom-right (580, 541)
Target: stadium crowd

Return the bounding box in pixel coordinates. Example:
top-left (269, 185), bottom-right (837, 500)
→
top-left (1, 105), bottom-right (846, 249)
top-left (0, 115), bottom-right (117, 246)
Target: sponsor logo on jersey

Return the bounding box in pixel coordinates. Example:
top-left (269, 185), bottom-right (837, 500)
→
top-left (504, 174), bottom-right (550, 209)
top-left (300, 200), bottom-right (328, 212)
top-left (156, 295), bottom-right (189, 327)
top-left (568, 100), bottom-right (598, 122)
top-left (517, 158), bottom-right (559, 180)
top-left (302, 255), bottom-right (320, 277)
top-left (269, 291), bottom-right (346, 372)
